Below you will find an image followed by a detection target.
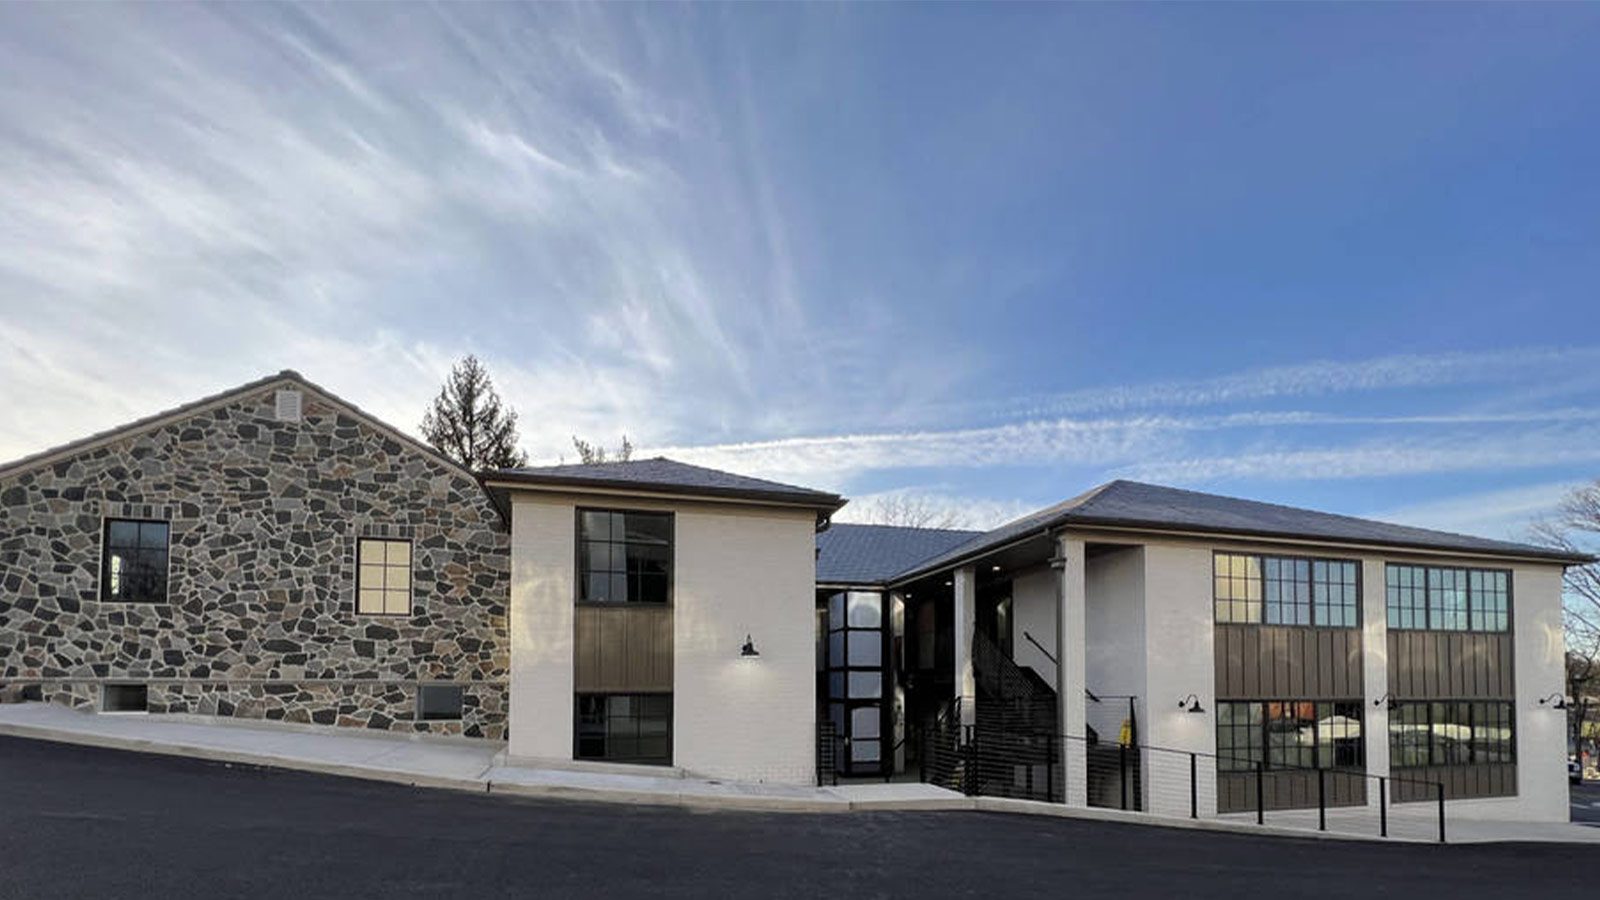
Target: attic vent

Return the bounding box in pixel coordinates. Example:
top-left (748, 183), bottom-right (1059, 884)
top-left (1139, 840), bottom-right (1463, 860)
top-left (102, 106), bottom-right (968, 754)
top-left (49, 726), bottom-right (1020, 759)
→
top-left (275, 389), bottom-right (303, 423)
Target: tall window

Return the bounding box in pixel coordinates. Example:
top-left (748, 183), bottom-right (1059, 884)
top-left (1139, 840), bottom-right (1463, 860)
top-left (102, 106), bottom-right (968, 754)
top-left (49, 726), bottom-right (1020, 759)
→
top-left (1216, 700), bottom-right (1364, 772)
top-left (101, 519), bottom-right (170, 603)
top-left (575, 693), bottom-right (671, 764)
top-left (1214, 554), bottom-right (1262, 624)
top-left (1388, 701), bottom-right (1515, 766)
top-left (357, 538), bottom-right (411, 615)
top-left (1214, 553), bottom-right (1359, 627)
top-left (1385, 564), bottom-right (1510, 632)
top-left (578, 510), bottom-right (671, 605)
top-left (823, 591), bottom-right (885, 773)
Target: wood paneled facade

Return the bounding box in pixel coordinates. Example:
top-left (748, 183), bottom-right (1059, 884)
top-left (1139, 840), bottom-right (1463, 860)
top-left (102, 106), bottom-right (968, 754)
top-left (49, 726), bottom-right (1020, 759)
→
top-left (1388, 629), bottom-right (1516, 800)
top-left (1214, 625), bottom-right (1363, 699)
top-left (574, 605), bottom-right (674, 693)
top-left (1218, 769), bottom-right (1368, 814)
top-left (1386, 630), bottom-right (1514, 699)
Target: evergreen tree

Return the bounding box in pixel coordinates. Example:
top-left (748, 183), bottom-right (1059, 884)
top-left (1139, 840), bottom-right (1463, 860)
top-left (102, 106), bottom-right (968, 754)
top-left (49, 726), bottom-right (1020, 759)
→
top-left (420, 355), bottom-right (528, 470)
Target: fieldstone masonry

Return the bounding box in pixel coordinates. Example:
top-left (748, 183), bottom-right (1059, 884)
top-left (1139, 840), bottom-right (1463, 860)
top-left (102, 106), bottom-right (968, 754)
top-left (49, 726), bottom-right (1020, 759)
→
top-left (0, 379), bottom-right (511, 739)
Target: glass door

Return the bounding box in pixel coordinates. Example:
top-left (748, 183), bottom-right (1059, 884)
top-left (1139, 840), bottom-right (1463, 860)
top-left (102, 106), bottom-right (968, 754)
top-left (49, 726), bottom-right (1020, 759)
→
top-left (824, 591), bottom-right (887, 776)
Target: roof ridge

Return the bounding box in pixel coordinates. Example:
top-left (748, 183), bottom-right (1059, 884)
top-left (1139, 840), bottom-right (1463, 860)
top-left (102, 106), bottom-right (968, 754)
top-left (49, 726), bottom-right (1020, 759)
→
top-left (0, 370), bottom-right (478, 483)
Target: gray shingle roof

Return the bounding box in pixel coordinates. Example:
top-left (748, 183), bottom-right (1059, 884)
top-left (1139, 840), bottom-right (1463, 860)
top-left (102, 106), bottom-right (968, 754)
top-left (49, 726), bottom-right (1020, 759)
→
top-left (816, 523), bottom-right (981, 585)
top-left (488, 457), bottom-right (844, 510)
top-left (890, 480), bottom-right (1591, 581)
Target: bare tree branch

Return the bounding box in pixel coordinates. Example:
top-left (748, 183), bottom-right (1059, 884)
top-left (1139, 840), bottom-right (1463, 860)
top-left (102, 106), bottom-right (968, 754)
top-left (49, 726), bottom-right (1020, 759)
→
top-left (851, 494), bottom-right (972, 530)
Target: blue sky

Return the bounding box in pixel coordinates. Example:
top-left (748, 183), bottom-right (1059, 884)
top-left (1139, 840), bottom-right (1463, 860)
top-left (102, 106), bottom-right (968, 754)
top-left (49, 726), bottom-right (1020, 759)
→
top-left (2, 3), bottom-right (1599, 538)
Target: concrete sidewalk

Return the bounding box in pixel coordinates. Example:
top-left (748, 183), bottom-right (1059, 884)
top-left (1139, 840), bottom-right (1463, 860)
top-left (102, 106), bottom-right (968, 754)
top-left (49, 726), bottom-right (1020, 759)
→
top-left (0, 702), bottom-right (958, 813)
top-left (2, 701), bottom-right (1596, 843)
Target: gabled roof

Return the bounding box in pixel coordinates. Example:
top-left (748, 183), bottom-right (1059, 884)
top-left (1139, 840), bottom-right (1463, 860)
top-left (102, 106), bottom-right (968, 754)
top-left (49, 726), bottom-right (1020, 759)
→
top-left (889, 479), bottom-right (1592, 582)
top-left (485, 457), bottom-right (845, 516)
top-left (816, 523), bottom-right (981, 585)
top-left (0, 370), bottom-right (476, 483)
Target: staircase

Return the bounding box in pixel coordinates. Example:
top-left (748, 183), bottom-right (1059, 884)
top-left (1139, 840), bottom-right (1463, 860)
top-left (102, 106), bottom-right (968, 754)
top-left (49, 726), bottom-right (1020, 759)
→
top-left (969, 629), bottom-right (1061, 801)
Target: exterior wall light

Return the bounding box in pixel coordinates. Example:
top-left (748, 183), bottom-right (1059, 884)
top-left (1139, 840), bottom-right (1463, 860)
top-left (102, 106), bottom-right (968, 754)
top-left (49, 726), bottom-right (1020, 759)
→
top-left (739, 634), bottom-right (760, 658)
top-left (1538, 693), bottom-right (1568, 710)
top-left (1178, 694), bottom-right (1205, 714)
top-left (1374, 692), bottom-right (1398, 711)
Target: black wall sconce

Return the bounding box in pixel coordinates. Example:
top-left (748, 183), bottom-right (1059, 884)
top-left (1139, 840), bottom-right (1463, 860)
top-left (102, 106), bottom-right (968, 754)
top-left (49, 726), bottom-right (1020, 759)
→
top-left (1178, 693), bottom-right (1205, 714)
top-left (1538, 693), bottom-right (1568, 710)
top-left (739, 634), bottom-right (760, 658)
top-left (1374, 692), bottom-right (1398, 711)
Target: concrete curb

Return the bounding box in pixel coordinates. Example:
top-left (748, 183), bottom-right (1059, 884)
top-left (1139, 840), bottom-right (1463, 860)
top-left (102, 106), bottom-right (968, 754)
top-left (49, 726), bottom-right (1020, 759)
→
top-left (0, 720), bottom-right (493, 796)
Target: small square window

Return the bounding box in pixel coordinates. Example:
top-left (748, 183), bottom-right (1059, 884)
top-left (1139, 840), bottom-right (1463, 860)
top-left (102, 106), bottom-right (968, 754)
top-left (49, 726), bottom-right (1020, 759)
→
top-left (357, 538), bottom-right (412, 616)
top-left (101, 519), bottom-right (170, 603)
top-left (416, 685), bottom-right (463, 721)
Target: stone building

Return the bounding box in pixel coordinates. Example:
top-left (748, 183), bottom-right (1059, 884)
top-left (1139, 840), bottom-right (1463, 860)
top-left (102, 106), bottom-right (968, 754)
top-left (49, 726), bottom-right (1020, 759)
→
top-left (0, 371), bottom-right (511, 738)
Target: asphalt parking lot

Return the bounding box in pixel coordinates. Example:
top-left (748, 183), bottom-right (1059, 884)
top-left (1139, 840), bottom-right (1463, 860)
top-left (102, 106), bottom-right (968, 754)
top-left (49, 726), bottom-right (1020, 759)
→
top-left (1572, 779), bottom-right (1600, 825)
top-left (0, 736), bottom-right (1591, 900)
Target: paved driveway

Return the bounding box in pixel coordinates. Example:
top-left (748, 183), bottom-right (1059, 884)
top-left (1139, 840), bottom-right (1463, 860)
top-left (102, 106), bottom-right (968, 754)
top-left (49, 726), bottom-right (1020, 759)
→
top-left (0, 736), bottom-right (1589, 900)
top-left (1573, 780), bottom-right (1600, 825)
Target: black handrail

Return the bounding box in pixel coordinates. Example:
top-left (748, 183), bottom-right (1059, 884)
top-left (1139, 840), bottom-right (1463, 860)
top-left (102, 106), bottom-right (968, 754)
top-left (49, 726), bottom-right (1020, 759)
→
top-left (1021, 630), bottom-right (1057, 666)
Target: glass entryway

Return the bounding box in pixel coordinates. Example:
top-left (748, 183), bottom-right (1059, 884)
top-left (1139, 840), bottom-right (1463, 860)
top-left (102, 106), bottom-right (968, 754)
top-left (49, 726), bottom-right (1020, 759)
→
top-left (821, 590), bottom-right (888, 776)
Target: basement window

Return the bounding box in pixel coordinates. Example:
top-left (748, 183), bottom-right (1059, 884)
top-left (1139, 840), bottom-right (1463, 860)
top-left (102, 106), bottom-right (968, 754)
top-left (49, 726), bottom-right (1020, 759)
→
top-left (102, 684), bottom-right (149, 713)
top-left (416, 685), bottom-right (463, 721)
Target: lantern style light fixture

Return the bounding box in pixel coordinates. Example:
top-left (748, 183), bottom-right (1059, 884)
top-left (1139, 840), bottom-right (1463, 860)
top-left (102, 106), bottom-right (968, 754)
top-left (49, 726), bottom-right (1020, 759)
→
top-left (739, 634), bottom-right (760, 658)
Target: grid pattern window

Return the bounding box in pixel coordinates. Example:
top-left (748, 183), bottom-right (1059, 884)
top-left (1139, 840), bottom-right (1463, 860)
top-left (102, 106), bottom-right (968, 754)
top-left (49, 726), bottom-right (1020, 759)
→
top-left (575, 693), bottom-right (671, 764)
top-left (578, 510), bottom-right (671, 605)
top-left (1384, 564), bottom-right (1511, 633)
top-left (1429, 568), bottom-right (1469, 631)
top-left (823, 591), bottom-right (885, 773)
top-left (101, 519), bottom-right (171, 603)
top-left (1385, 565), bottom-right (1427, 630)
top-left (1215, 702), bottom-right (1263, 772)
top-left (356, 539), bottom-right (411, 615)
top-left (1387, 701), bottom-right (1515, 767)
top-left (1214, 553), bottom-right (1358, 627)
top-left (1214, 554), bottom-right (1262, 624)
top-left (1468, 570), bottom-right (1509, 632)
top-left (1311, 560), bottom-right (1359, 628)
top-left (1216, 700), bottom-right (1364, 771)
top-left (1263, 558), bottom-right (1311, 626)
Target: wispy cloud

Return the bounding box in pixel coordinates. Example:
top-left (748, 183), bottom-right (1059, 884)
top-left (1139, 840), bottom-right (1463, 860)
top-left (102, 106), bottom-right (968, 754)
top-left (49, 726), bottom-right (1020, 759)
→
top-left (1369, 481), bottom-right (1587, 541)
top-left (649, 405), bottom-right (1600, 486)
top-left (968, 347), bottom-right (1600, 423)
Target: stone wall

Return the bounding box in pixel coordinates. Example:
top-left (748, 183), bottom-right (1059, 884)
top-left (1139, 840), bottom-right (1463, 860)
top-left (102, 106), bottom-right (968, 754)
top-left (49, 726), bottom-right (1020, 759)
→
top-left (0, 378), bottom-right (511, 739)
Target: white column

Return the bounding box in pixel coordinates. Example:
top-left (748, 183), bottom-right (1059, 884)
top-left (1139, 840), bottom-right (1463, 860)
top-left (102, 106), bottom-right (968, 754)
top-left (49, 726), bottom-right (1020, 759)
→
top-left (1361, 557), bottom-right (1390, 813)
top-left (953, 565), bottom-right (978, 731)
top-left (1056, 535), bottom-right (1088, 806)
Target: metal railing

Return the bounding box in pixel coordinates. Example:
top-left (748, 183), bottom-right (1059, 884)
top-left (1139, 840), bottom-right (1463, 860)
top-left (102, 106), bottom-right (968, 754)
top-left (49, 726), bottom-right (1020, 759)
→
top-left (944, 724), bottom-right (1448, 842)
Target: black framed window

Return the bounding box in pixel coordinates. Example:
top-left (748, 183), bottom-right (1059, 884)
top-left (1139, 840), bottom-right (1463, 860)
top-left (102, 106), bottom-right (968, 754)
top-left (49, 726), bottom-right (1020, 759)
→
top-left (1215, 552), bottom-right (1359, 627)
top-left (101, 519), bottom-right (170, 603)
top-left (1388, 700), bottom-right (1514, 767)
top-left (1216, 701), bottom-right (1264, 772)
top-left (416, 685), bottom-right (463, 721)
top-left (1216, 699), bottom-right (1364, 772)
top-left (575, 693), bottom-right (671, 764)
top-left (1263, 558), bottom-right (1311, 626)
top-left (1312, 560), bottom-right (1359, 628)
top-left (823, 591), bottom-right (886, 773)
top-left (356, 538), bottom-right (412, 616)
top-left (578, 510), bottom-right (671, 605)
top-left (1385, 564), bottom-right (1510, 633)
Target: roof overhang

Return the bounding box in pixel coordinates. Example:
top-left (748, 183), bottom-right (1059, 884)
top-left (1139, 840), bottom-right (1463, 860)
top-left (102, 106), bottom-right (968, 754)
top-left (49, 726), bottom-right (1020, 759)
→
top-left (481, 475), bottom-right (845, 530)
